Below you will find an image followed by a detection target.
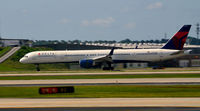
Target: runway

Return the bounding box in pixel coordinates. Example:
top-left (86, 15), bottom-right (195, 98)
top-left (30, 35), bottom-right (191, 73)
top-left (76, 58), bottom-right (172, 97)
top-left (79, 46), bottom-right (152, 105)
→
top-left (0, 98), bottom-right (200, 108)
top-left (1, 72), bottom-right (200, 110)
top-left (1, 78), bottom-right (200, 86)
top-left (0, 71), bottom-right (200, 76)
top-left (1, 107), bottom-right (200, 111)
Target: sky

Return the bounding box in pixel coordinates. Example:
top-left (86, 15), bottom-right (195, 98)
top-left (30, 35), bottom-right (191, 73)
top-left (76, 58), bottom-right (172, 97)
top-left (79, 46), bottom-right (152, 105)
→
top-left (0, 0), bottom-right (200, 41)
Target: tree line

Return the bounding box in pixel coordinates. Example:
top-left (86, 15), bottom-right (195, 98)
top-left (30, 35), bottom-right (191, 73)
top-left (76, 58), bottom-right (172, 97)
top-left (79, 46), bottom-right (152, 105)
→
top-left (33, 36), bottom-right (200, 46)
top-left (33, 38), bottom-right (169, 46)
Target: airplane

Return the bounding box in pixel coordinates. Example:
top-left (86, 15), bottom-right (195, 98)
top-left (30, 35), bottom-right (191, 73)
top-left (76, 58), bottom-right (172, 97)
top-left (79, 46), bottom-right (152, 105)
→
top-left (20, 25), bottom-right (191, 71)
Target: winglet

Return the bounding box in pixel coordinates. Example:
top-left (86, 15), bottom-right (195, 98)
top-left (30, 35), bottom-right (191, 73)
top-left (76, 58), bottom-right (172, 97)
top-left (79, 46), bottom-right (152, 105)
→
top-left (109, 47), bottom-right (115, 55)
top-left (161, 25), bottom-right (191, 50)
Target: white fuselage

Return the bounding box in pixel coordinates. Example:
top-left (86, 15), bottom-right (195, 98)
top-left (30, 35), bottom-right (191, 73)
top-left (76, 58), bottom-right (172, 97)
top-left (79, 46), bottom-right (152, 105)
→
top-left (19, 49), bottom-right (186, 64)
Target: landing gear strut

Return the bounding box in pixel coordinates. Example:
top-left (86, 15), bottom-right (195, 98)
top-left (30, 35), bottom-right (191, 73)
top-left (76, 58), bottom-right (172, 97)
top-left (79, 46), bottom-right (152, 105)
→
top-left (102, 62), bottom-right (114, 70)
top-left (36, 64), bottom-right (40, 71)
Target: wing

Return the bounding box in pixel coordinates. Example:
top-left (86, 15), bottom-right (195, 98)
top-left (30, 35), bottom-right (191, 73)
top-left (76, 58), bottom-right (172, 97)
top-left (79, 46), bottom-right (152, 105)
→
top-left (89, 47), bottom-right (114, 63)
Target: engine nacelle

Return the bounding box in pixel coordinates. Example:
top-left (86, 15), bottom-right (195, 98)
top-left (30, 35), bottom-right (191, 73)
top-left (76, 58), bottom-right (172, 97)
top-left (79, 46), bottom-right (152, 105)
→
top-left (79, 59), bottom-right (94, 68)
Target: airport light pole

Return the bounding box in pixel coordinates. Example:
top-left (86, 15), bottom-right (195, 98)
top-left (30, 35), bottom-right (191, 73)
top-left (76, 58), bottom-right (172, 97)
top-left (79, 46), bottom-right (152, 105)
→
top-left (196, 23), bottom-right (200, 39)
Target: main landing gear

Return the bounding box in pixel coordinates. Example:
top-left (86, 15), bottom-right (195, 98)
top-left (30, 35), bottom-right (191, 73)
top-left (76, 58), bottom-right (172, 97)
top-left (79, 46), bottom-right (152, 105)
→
top-left (36, 64), bottom-right (40, 71)
top-left (103, 67), bottom-right (114, 70)
top-left (102, 62), bottom-right (114, 70)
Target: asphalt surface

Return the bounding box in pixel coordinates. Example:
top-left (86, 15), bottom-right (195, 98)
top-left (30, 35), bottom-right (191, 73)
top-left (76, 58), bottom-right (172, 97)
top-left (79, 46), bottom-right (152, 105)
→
top-left (1, 78), bottom-right (200, 87)
top-left (0, 71), bottom-right (200, 76)
top-left (1, 107), bottom-right (200, 111)
top-left (0, 98), bottom-right (200, 108)
top-left (1, 71), bottom-right (200, 110)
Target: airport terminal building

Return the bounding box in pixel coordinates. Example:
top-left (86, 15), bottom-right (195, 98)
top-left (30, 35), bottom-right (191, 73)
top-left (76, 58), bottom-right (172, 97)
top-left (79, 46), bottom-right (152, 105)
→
top-left (0, 38), bottom-right (33, 47)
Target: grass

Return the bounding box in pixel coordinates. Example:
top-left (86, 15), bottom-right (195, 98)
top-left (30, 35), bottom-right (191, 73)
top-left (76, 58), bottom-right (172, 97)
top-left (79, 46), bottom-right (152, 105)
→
top-left (1, 85), bottom-right (200, 98)
top-left (0, 46), bottom-right (71, 71)
top-left (0, 67), bottom-right (200, 74)
top-left (124, 67), bottom-right (200, 72)
top-left (0, 61), bottom-right (70, 71)
top-left (0, 47), bottom-right (12, 57)
top-left (1, 74), bottom-right (200, 80)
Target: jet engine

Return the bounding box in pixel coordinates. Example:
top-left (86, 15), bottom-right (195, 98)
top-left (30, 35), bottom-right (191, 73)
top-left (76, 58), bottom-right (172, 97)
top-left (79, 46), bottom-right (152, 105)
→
top-left (79, 59), bottom-right (94, 68)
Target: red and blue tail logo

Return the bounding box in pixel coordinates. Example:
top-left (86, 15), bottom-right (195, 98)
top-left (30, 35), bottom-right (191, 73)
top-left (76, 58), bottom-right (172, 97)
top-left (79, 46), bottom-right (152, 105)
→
top-left (162, 25), bottom-right (191, 50)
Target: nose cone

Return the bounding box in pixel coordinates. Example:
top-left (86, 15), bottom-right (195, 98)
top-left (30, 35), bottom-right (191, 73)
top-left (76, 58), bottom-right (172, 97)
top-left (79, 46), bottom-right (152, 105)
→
top-left (19, 57), bottom-right (26, 63)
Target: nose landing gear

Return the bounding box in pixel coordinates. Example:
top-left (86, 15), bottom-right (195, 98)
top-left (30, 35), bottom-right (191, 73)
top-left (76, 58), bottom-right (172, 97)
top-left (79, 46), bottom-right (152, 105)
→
top-left (35, 64), bottom-right (40, 71)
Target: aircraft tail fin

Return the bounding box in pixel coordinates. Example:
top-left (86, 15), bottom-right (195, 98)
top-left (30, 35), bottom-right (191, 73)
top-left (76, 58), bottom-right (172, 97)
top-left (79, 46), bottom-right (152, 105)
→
top-left (161, 25), bottom-right (191, 50)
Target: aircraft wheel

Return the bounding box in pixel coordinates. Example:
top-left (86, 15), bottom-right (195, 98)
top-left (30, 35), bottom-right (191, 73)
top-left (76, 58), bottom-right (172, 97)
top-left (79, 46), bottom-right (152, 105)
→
top-left (37, 67), bottom-right (40, 71)
top-left (36, 64), bottom-right (40, 71)
top-left (103, 67), bottom-right (108, 70)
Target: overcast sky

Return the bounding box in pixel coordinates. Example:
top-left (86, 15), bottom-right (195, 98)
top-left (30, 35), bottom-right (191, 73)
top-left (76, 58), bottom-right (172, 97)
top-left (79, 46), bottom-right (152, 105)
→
top-left (0, 0), bottom-right (200, 41)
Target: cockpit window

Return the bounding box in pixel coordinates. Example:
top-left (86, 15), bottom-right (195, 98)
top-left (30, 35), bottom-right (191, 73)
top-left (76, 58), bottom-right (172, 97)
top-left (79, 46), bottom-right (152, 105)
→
top-left (24, 56), bottom-right (28, 58)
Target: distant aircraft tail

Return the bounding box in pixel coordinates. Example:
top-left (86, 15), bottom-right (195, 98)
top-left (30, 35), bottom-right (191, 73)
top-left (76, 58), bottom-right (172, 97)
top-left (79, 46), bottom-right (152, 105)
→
top-left (161, 25), bottom-right (191, 50)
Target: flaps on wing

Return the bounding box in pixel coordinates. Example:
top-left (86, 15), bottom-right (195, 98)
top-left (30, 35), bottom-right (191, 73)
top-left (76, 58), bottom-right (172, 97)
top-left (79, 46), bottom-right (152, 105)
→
top-left (91, 55), bottom-right (112, 63)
